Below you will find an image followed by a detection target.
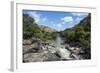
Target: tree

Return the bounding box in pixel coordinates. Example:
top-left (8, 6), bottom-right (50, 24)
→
top-left (23, 14), bottom-right (35, 39)
top-left (61, 14), bottom-right (91, 59)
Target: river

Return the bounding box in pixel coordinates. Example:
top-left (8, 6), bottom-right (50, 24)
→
top-left (55, 34), bottom-right (72, 60)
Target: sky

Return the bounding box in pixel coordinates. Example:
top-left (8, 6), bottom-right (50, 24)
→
top-left (23, 10), bottom-right (89, 31)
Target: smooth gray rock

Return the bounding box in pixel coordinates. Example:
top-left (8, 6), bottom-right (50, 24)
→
top-left (23, 39), bottom-right (32, 45)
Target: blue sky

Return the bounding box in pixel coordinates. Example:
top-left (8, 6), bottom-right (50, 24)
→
top-left (23, 10), bottom-right (89, 31)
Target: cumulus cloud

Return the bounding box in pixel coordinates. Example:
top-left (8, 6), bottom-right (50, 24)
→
top-left (26, 11), bottom-right (48, 24)
top-left (61, 16), bottom-right (73, 24)
top-left (73, 17), bottom-right (84, 25)
top-left (76, 17), bottom-right (83, 21)
top-left (71, 12), bottom-right (88, 16)
top-left (55, 23), bottom-right (63, 31)
top-left (48, 21), bottom-right (63, 31)
top-left (26, 12), bottom-right (41, 23)
top-left (42, 17), bottom-right (47, 22)
top-left (57, 24), bottom-right (62, 27)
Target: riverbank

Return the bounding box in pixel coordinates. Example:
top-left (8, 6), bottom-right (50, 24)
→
top-left (23, 35), bottom-right (85, 63)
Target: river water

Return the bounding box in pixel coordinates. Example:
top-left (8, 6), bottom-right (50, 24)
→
top-left (56, 34), bottom-right (63, 48)
top-left (55, 34), bottom-right (72, 59)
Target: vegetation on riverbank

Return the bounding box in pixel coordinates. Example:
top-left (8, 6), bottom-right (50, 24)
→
top-left (60, 14), bottom-right (91, 59)
top-left (23, 14), bottom-right (57, 41)
top-left (23, 13), bottom-right (91, 60)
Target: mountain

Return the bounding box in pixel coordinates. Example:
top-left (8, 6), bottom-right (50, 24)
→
top-left (23, 14), bottom-right (57, 41)
top-left (60, 14), bottom-right (91, 59)
top-left (74, 13), bottom-right (91, 32)
top-left (39, 25), bottom-right (57, 33)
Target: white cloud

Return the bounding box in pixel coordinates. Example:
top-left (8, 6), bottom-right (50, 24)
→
top-left (42, 17), bottom-right (47, 22)
top-left (49, 21), bottom-right (63, 31)
top-left (55, 24), bottom-right (63, 31)
top-left (50, 21), bottom-right (54, 24)
top-left (74, 17), bottom-right (84, 25)
top-left (27, 11), bottom-right (41, 23)
top-left (61, 16), bottom-right (73, 22)
top-left (71, 13), bottom-right (88, 16)
top-left (50, 21), bottom-right (55, 26)
top-left (57, 24), bottom-right (62, 27)
top-left (61, 16), bottom-right (73, 24)
top-left (76, 17), bottom-right (83, 21)
top-left (26, 11), bottom-right (48, 24)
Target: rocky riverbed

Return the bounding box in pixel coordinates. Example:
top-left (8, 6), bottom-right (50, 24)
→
top-left (23, 38), bottom-right (61, 62)
top-left (23, 37), bottom-right (84, 63)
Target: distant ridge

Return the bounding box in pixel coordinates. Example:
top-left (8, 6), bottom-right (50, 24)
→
top-left (38, 25), bottom-right (57, 33)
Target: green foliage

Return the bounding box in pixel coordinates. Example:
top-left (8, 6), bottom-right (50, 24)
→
top-left (74, 26), bottom-right (85, 41)
top-left (64, 29), bottom-right (75, 42)
top-left (51, 32), bottom-right (58, 40)
top-left (23, 14), bottom-right (57, 41)
top-left (23, 14), bottom-right (35, 39)
top-left (61, 14), bottom-right (91, 59)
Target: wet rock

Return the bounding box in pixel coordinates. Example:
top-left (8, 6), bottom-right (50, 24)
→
top-left (23, 42), bottom-right (41, 54)
top-left (71, 53), bottom-right (81, 60)
top-left (43, 52), bottom-right (61, 61)
top-left (23, 53), bottom-right (45, 62)
top-left (31, 37), bottom-right (40, 43)
top-left (69, 47), bottom-right (81, 54)
top-left (23, 39), bottom-right (32, 45)
top-left (31, 43), bottom-right (40, 49)
top-left (56, 48), bottom-right (71, 59)
top-left (23, 45), bottom-right (33, 54)
top-left (54, 52), bottom-right (61, 58)
top-left (48, 46), bottom-right (56, 53)
top-left (23, 50), bottom-right (61, 62)
top-left (73, 47), bottom-right (81, 54)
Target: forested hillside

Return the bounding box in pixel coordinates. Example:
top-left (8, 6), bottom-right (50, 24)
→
top-left (61, 13), bottom-right (91, 59)
top-left (23, 13), bottom-right (91, 63)
top-left (23, 14), bottom-right (57, 41)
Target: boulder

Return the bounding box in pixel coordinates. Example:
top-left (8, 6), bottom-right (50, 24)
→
top-left (56, 47), bottom-right (71, 59)
top-left (23, 45), bottom-right (33, 54)
top-left (71, 53), bottom-right (80, 60)
top-left (23, 53), bottom-right (45, 62)
top-left (72, 47), bottom-right (81, 54)
top-left (23, 42), bottom-right (41, 54)
top-left (23, 39), bottom-right (32, 45)
top-left (31, 42), bottom-right (40, 49)
top-left (48, 46), bottom-right (56, 53)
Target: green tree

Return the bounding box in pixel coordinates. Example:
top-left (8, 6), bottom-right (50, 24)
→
top-left (61, 14), bottom-right (91, 59)
top-left (23, 14), bottom-right (35, 39)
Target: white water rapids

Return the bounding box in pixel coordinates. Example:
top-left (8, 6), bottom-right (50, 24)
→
top-left (55, 34), bottom-right (72, 59)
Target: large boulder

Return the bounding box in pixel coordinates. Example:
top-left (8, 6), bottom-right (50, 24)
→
top-left (23, 39), bottom-right (32, 45)
top-left (56, 47), bottom-right (71, 60)
top-left (23, 51), bottom-right (60, 62)
top-left (23, 45), bottom-right (33, 54)
top-left (23, 42), bottom-right (41, 54)
top-left (47, 46), bottom-right (56, 53)
top-left (31, 42), bottom-right (40, 49)
top-left (70, 47), bottom-right (81, 54)
top-left (23, 53), bottom-right (45, 62)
